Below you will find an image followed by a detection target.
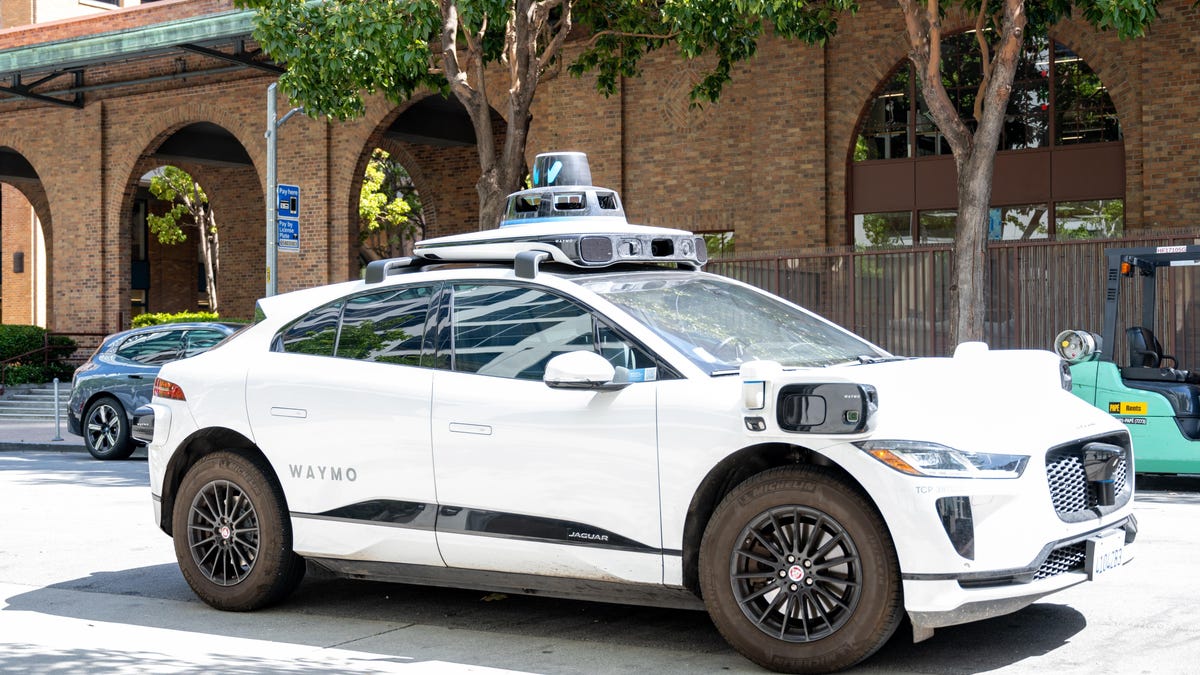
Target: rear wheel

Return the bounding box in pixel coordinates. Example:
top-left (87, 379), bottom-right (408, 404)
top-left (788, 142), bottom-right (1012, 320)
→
top-left (172, 451), bottom-right (305, 611)
top-left (699, 466), bottom-right (902, 673)
top-left (83, 396), bottom-right (134, 460)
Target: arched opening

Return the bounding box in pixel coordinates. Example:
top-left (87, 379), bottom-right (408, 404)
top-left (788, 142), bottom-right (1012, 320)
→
top-left (123, 122), bottom-right (260, 323)
top-left (347, 94), bottom-right (508, 276)
top-left (357, 147), bottom-right (426, 268)
top-left (0, 147), bottom-right (51, 327)
top-left (849, 33), bottom-right (1124, 247)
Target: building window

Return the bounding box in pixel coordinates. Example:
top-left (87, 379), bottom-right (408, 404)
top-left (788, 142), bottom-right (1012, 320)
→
top-left (852, 33), bottom-right (1123, 247)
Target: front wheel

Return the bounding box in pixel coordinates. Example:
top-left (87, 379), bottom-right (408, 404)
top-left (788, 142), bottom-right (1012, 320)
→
top-left (699, 466), bottom-right (902, 673)
top-left (172, 451), bottom-right (305, 611)
top-left (84, 396), bottom-right (134, 460)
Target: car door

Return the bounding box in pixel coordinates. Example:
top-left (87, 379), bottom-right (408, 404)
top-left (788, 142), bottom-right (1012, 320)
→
top-left (431, 282), bottom-right (665, 584)
top-left (245, 283), bottom-right (443, 566)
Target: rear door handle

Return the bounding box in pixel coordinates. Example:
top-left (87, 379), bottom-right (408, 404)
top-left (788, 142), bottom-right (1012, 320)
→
top-left (448, 422), bottom-right (492, 436)
top-left (270, 407), bottom-right (308, 419)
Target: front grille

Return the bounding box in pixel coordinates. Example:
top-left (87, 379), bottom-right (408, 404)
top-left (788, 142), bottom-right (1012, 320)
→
top-left (1034, 542), bottom-right (1086, 580)
top-left (1045, 434), bottom-right (1132, 521)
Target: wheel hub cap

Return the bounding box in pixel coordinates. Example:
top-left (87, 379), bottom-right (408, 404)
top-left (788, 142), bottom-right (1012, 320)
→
top-left (729, 505), bottom-right (863, 643)
top-left (186, 479), bottom-right (260, 586)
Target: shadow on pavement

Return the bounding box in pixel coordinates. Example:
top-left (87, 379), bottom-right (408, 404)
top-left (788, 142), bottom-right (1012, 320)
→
top-left (4, 563), bottom-right (1089, 674)
top-left (0, 452), bottom-right (147, 488)
top-left (1135, 473), bottom-right (1200, 505)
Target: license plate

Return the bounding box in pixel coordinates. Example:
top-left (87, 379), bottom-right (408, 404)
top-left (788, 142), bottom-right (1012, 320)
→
top-left (1085, 530), bottom-right (1125, 580)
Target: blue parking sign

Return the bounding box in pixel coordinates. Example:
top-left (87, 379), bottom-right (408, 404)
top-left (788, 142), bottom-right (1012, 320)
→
top-left (277, 184), bottom-right (299, 218)
top-left (278, 217), bottom-right (299, 251)
top-left (277, 184), bottom-right (299, 251)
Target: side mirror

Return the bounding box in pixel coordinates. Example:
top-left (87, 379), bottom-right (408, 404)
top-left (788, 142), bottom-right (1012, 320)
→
top-left (544, 351), bottom-right (628, 391)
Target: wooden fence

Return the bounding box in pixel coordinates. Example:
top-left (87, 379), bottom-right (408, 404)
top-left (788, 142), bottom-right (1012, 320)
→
top-left (708, 231), bottom-right (1200, 364)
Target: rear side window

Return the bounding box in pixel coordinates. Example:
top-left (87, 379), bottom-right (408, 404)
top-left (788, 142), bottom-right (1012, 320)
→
top-left (115, 330), bottom-right (183, 365)
top-left (336, 286), bottom-right (433, 366)
top-left (276, 285), bottom-right (436, 366)
top-left (279, 301), bottom-right (343, 356)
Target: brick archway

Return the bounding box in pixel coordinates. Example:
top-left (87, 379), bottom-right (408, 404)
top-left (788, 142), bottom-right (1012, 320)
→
top-left (0, 146), bottom-right (52, 326)
top-left (117, 112), bottom-right (264, 321)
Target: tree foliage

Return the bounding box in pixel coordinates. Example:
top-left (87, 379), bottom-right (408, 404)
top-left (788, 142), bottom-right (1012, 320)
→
top-left (235, 0), bottom-right (1158, 347)
top-left (237, 0), bottom-right (574, 230)
top-left (147, 166), bottom-right (221, 312)
top-left (573, 0), bottom-right (1158, 347)
top-left (359, 149), bottom-right (422, 262)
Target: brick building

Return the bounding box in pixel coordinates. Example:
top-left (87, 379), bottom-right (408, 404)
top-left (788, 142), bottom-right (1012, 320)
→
top-left (0, 0), bottom-right (1194, 333)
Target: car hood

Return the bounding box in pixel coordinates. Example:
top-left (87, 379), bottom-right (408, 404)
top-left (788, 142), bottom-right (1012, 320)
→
top-left (815, 346), bottom-right (1118, 452)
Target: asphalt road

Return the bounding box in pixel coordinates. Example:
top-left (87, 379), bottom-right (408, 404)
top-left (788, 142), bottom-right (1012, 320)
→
top-left (2, 450), bottom-right (1198, 674)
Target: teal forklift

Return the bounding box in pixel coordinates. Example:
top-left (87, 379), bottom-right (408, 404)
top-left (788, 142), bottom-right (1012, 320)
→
top-left (1055, 244), bottom-right (1200, 474)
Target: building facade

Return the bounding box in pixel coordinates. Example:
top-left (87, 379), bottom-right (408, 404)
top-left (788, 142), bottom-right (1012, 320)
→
top-left (0, 0), bottom-right (1194, 334)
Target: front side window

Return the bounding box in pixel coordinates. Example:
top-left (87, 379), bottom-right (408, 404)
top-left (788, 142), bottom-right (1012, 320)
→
top-left (116, 330), bottom-right (182, 365)
top-left (449, 284), bottom-right (596, 381)
top-left (580, 272), bottom-right (888, 374)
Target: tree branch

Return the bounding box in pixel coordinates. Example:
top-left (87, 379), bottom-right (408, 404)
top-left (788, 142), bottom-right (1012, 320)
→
top-left (973, 2), bottom-right (991, 121)
top-left (927, 0), bottom-right (940, 87)
top-left (582, 29), bottom-right (679, 49)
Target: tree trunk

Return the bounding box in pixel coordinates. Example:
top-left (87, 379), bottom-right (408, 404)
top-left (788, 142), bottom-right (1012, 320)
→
top-left (951, 152), bottom-right (993, 347)
top-left (899, 0), bottom-right (1025, 350)
top-left (440, 0), bottom-right (570, 230)
top-left (197, 208), bottom-right (219, 313)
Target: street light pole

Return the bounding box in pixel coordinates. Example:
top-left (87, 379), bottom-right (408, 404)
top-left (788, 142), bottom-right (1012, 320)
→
top-left (265, 82), bottom-right (303, 297)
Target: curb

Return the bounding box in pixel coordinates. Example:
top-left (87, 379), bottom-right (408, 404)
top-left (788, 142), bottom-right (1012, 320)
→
top-left (0, 441), bottom-right (86, 454)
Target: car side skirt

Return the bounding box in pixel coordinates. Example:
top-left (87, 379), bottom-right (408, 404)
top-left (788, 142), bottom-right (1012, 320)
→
top-left (307, 557), bottom-right (705, 611)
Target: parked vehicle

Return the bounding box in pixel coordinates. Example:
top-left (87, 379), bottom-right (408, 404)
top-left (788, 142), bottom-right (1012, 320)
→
top-left (137, 155), bottom-right (1135, 673)
top-left (68, 322), bottom-right (241, 460)
top-left (1054, 244), bottom-right (1200, 474)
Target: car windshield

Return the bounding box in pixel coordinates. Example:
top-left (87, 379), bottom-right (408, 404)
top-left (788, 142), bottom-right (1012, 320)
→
top-left (578, 272), bottom-right (890, 374)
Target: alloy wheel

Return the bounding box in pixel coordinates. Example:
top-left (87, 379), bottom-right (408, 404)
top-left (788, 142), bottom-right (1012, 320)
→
top-left (186, 479), bottom-right (261, 586)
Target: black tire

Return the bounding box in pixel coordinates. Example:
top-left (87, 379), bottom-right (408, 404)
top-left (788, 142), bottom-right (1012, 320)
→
top-left (699, 466), bottom-right (902, 673)
top-left (172, 451), bottom-right (305, 611)
top-left (83, 396), bottom-right (134, 460)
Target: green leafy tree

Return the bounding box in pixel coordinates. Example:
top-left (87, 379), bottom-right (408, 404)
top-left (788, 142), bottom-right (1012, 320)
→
top-left (236, 0), bottom-right (574, 230)
top-left (572, 0), bottom-right (1159, 347)
top-left (359, 149), bottom-right (423, 262)
top-left (147, 166), bottom-right (220, 312)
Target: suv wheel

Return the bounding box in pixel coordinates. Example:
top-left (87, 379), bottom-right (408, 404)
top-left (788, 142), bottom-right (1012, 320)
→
top-left (172, 451), bottom-right (305, 611)
top-left (699, 466), bottom-right (902, 673)
top-left (84, 396), bottom-right (134, 460)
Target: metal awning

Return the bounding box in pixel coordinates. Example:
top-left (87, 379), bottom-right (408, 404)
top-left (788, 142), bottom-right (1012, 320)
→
top-left (0, 9), bottom-right (280, 108)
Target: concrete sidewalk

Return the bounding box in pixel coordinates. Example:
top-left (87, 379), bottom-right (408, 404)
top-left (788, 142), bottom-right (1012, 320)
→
top-left (0, 420), bottom-right (88, 454)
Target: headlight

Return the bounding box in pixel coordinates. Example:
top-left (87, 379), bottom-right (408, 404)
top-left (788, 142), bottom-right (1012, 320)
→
top-left (854, 440), bottom-right (1029, 479)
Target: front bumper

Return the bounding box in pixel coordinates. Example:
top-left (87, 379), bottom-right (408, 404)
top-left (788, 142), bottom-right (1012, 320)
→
top-left (905, 515), bottom-right (1136, 631)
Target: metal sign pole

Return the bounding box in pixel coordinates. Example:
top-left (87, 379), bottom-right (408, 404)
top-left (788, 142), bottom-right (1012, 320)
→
top-left (265, 82), bottom-right (304, 297)
top-left (265, 82), bottom-right (278, 297)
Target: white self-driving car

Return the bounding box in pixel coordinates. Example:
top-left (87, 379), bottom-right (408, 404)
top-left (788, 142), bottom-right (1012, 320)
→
top-left (138, 163), bottom-right (1133, 673)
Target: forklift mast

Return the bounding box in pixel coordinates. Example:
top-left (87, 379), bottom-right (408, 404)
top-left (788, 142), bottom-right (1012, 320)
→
top-left (1100, 245), bottom-right (1200, 364)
